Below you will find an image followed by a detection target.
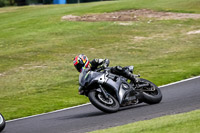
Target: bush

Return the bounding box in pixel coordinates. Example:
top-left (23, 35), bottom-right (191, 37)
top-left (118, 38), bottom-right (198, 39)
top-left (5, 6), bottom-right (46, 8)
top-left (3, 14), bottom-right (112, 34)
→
top-left (0, 0), bottom-right (16, 7)
top-left (0, 0), bottom-right (5, 7)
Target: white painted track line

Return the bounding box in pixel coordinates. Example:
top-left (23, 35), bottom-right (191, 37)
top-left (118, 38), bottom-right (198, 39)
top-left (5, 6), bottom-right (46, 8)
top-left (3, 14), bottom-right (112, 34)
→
top-left (6, 103), bottom-right (91, 123)
top-left (159, 75), bottom-right (200, 88)
top-left (6, 75), bottom-right (200, 123)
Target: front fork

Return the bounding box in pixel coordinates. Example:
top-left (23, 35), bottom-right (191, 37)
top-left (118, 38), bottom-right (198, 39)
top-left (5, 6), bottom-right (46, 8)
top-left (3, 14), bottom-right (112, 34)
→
top-left (99, 85), bottom-right (109, 99)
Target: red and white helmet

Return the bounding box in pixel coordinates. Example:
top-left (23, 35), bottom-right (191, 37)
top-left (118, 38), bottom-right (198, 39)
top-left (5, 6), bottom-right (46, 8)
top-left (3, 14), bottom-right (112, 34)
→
top-left (73, 54), bottom-right (90, 72)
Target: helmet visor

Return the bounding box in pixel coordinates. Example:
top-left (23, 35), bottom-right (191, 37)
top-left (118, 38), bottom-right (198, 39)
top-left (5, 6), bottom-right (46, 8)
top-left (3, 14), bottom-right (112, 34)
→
top-left (75, 64), bottom-right (83, 72)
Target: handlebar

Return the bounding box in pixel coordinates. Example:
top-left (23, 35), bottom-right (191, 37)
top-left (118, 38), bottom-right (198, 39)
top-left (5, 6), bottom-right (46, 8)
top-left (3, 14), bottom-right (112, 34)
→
top-left (95, 67), bottom-right (104, 72)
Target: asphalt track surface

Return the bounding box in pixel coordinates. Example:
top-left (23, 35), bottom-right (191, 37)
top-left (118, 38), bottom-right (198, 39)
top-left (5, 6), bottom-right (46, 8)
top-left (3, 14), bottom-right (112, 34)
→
top-left (4, 77), bottom-right (200, 133)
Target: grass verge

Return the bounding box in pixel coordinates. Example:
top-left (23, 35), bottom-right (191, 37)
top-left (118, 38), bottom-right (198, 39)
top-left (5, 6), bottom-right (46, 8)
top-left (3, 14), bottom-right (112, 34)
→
top-left (90, 109), bottom-right (200, 133)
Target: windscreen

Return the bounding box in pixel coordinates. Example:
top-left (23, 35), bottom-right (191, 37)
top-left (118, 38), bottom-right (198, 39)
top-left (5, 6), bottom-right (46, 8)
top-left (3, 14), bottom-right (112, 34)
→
top-left (79, 68), bottom-right (100, 87)
top-left (79, 68), bottom-right (92, 87)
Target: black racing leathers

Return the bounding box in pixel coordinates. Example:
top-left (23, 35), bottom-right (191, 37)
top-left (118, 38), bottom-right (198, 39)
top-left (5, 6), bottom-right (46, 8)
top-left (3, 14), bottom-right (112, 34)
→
top-left (90, 59), bottom-right (136, 83)
top-left (90, 59), bottom-right (110, 71)
top-left (111, 66), bottom-right (136, 83)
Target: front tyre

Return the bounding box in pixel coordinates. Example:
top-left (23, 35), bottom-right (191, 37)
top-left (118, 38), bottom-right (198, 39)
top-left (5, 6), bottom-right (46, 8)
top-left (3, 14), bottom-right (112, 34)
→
top-left (139, 78), bottom-right (162, 104)
top-left (88, 90), bottom-right (119, 113)
top-left (0, 113), bottom-right (6, 132)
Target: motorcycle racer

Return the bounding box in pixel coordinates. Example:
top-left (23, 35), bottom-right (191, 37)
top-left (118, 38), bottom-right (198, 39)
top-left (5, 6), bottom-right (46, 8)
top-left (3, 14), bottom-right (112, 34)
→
top-left (73, 54), bottom-right (162, 112)
top-left (73, 54), bottom-right (137, 83)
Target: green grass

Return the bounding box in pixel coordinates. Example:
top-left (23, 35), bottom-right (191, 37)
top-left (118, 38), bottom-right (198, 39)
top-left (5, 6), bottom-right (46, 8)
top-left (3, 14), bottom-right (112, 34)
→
top-left (90, 109), bottom-right (200, 133)
top-left (0, 0), bottom-right (200, 120)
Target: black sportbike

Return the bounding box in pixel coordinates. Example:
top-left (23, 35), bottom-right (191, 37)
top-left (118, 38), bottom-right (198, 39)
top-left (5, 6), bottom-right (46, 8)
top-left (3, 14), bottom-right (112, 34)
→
top-left (0, 113), bottom-right (5, 132)
top-left (79, 66), bottom-right (162, 113)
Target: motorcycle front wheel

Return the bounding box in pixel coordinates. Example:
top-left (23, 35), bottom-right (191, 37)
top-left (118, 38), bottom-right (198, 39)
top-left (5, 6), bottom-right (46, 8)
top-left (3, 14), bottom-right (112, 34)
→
top-left (0, 113), bottom-right (5, 132)
top-left (88, 90), bottom-right (119, 113)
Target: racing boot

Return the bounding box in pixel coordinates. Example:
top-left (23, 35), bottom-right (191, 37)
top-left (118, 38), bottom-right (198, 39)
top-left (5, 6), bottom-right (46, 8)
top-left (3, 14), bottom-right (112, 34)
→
top-left (124, 71), bottom-right (137, 83)
top-left (111, 66), bottom-right (138, 83)
top-left (123, 67), bottom-right (141, 84)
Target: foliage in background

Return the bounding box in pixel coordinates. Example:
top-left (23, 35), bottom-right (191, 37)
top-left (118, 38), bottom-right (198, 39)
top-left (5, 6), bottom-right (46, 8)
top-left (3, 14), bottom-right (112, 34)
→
top-left (0, 0), bottom-right (15, 7)
top-left (0, 0), bottom-right (5, 7)
top-left (0, 0), bottom-right (105, 7)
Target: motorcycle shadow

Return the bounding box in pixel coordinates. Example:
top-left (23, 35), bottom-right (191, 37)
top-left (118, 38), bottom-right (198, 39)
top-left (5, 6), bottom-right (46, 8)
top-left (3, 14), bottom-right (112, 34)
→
top-left (119, 103), bottom-right (148, 111)
top-left (57, 111), bottom-right (107, 120)
top-left (57, 103), bottom-right (148, 120)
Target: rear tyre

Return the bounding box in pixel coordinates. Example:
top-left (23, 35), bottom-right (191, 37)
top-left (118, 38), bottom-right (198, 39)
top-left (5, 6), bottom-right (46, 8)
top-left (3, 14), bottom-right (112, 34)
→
top-left (139, 78), bottom-right (162, 104)
top-left (88, 90), bottom-right (119, 113)
top-left (0, 113), bottom-right (5, 132)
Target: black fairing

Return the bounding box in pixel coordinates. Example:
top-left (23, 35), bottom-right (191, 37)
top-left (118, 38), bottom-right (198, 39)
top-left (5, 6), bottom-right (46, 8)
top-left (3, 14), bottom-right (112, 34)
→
top-left (79, 68), bottom-right (102, 88)
top-left (104, 76), bottom-right (133, 103)
top-left (79, 68), bottom-right (134, 104)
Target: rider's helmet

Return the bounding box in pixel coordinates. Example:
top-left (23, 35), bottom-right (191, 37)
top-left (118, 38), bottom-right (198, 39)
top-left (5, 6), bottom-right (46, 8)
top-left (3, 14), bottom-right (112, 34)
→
top-left (73, 54), bottom-right (90, 72)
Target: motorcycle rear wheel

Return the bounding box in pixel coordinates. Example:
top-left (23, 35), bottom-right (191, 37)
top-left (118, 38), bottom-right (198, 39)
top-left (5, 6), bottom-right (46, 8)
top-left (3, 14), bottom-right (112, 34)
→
top-left (0, 113), bottom-right (6, 132)
top-left (139, 78), bottom-right (162, 104)
top-left (88, 90), bottom-right (119, 113)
